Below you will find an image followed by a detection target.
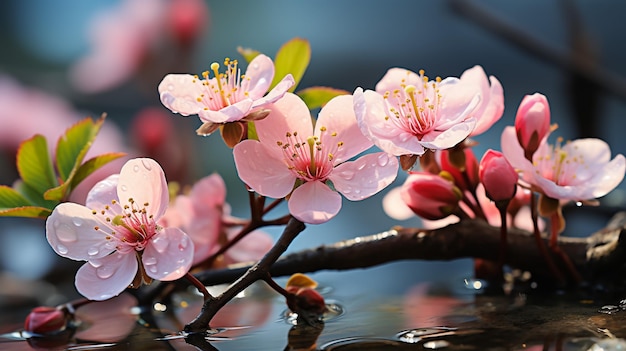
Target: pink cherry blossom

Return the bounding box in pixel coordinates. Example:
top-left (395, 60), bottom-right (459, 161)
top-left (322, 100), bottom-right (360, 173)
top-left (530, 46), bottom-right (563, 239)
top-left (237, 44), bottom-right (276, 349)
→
top-left (353, 68), bottom-right (481, 157)
top-left (159, 173), bottom-right (273, 265)
top-left (46, 158), bottom-right (194, 301)
top-left (233, 92), bottom-right (398, 224)
top-left (479, 149), bottom-right (518, 202)
top-left (501, 126), bottom-right (626, 201)
top-left (514, 93), bottom-right (551, 160)
top-left (460, 65), bottom-right (504, 137)
top-left (159, 55), bottom-right (295, 130)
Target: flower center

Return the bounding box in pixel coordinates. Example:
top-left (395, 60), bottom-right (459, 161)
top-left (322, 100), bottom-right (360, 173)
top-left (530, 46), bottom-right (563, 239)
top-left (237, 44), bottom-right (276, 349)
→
top-left (533, 137), bottom-right (586, 186)
top-left (276, 126), bottom-right (344, 182)
top-left (194, 58), bottom-right (251, 111)
top-left (383, 70), bottom-right (442, 138)
top-left (91, 198), bottom-right (159, 253)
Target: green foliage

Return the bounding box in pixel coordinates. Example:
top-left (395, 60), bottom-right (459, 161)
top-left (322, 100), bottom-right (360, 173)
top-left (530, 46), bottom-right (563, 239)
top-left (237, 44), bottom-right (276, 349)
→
top-left (297, 87), bottom-right (350, 110)
top-left (0, 114), bottom-right (125, 219)
top-left (272, 37), bottom-right (311, 92)
top-left (237, 46), bottom-right (262, 63)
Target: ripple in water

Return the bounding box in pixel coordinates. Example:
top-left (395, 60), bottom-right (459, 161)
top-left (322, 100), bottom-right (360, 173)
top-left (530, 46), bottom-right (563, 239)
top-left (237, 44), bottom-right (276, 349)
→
top-left (281, 300), bottom-right (344, 325)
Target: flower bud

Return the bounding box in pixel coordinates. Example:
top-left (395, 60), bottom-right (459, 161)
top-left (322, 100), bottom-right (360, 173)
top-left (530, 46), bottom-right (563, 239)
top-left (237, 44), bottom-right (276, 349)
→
top-left (440, 147), bottom-right (479, 192)
top-left (400, 172), bottom-right (462, 220)
top-left (514, 93), bottom-right (551, 160)
top-left (479, 150), bottom-right (518, 202)
top-left (24, 306), bottom-right (70, 335)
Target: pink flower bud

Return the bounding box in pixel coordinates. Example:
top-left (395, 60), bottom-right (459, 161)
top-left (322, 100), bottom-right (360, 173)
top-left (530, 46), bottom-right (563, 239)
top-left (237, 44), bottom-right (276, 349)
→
top-left (24, 306), bottom-right (70, 335)
top-left (514, 93), bottom-right (551, 160)
top-left (168, 0), bottom-right (210, 49)
top-left (401, 172), bottom-right (462, 220)
top-left (479, 150), bottom-right (518, 202)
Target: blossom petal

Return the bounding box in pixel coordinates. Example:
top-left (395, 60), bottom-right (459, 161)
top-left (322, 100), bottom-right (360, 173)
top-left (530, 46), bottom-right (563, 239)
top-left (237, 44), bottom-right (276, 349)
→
top-left (354, 88), bottom-right (425, 156)
top-left (85, 174), bottom-right (123, 218)
top-left (158, 74), bottom-right (204, 116)
top-left (224, 229), bottom-right (273, 265)
top-left (233, 140), bottom-right (297, 198)
top-left (143, 228), bottom-right (194, 281)
top-left (255, 92), bottom-right (313, 146)
top-left (198, 98), bottom-right (254, 124)
top-left (500, 126), bottom-right (533, 171)
top-left (316, 94), bottom-right (372, 163)
top-left (460, 66), bottom-right (504, 136)
top-left (375, 68), bottom-right (422, 94)
top-left (420, 118), bottom-right (476, 150)
top-left (117, 158), bottom-right (169, 220)
top-left (189, 173), bottom-right (227, 208)
top-left (46, 202), bottom-right (116, 261)
top-left (75, 252), bottom-right (137, 301)
top-left (330, 152), bottom-right (398, 201)
top-left (288, 181), bottom-right (342, 224)
top-left (245, 54), bottom-right (275, 99)
top-left (251, 74), bottom-right (295, 109)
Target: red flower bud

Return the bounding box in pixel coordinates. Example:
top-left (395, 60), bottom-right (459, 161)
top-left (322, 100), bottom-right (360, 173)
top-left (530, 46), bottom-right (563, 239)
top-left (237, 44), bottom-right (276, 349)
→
top-left (514, 93), bottom-right (551, 161)
top-left (401, 172), bottom-right (462, 220)
top-left (24, 306), bottom-right (70, 335)
top-left (479, 150), bottom-right (518, 202)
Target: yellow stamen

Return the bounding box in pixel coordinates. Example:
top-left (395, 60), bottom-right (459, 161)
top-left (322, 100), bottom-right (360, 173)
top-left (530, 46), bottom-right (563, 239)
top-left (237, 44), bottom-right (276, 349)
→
top-left (307, 136), bottom-right (317, 175)
top-left (210, 62), bottom-right (229, 106)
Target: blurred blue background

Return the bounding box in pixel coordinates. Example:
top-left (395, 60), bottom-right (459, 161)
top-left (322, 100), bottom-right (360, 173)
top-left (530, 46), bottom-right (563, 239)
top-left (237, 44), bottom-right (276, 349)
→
top-left (1, 0), bottom-right (625, 304)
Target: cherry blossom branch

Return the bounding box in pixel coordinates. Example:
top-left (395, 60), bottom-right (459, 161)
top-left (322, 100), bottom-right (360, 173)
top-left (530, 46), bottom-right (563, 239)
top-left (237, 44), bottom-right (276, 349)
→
top-left (193, 214), bottom-right (626, 287)
top-left (183, 218), bottom-right (306, 333)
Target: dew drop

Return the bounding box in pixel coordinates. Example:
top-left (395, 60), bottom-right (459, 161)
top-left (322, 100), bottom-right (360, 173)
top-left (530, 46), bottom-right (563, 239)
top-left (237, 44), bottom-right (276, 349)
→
top-left (72, 218), bottom-right (83, 227)
top-left (252, 63), bottom-right (259, 69)
top-left (377, 154), bottom-right (389, 166)
top-left (120, 185), bottom-right (128, 192)
top-left (167, 84), bottom-right (174, 91)
top-left (56, 224), bottom-right (78, 243)
top-left (599, 305), bottom-right (621, 314)
top-left (141, 159), bottom-right (153, 171)
top-left (575, 201), bottom-right (583, 207)
top-left (89, 259), bottom-right (103, 268)
top-left (56, 244), bottom-right (69, 254)
top-left (87, 246), bottom-right (100, 256)
top-left (144, 256), bottom-right (157, 265)
top-left (151, 237), bottom-right (169, 253)
top-left (133, 165), bottom-right (140, 173)
top-left (149, 266), bottom-right (158, 274)
top-left (96, 265), bottom-right (116, 279)
top-left (339, 170), bottom-right (355, 180)
top-left (356, 163), bottom-right (366, 171)
top-left (179, 235), bottom-right (189, 250)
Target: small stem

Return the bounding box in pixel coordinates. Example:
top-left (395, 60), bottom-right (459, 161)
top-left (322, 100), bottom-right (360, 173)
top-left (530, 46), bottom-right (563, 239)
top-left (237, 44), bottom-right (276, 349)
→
top-left (549, 212), bottom-right (583, 283)
top-left (496, 201), bottom-right (509, 269)
top-left (185, 272), bottom-right (213, 301)
top-left (184, 218), bottom-right (306, 332)
top-left (262, 274), bottom-right (292, 299)
top-left (530, 193), bottom-right (566, 283)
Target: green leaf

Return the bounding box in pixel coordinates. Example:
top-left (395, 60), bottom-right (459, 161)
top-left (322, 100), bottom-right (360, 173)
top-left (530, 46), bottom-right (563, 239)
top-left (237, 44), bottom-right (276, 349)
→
top-left (55, 115), bottom-right (106, 182)
top-left (70, 152), bottom-right (126, 189)
top-left (272, 38), bottom-right (311, 92)
top-left (45, 152), bottom-right (126, 202)
top-left (0, 206), bottom-right (52, 219)
top-left (237, 46), bottom-right (262, 63)
top-left (16, 134), bottom-right (57, 196)
top-left (14, 180), bottom-right (58, 210)
top-left (0, 185), bottom-right (32, 209)
top-left (247, 121), bottom-right (259, 141)
top-left (297, 86), bottom-right (350, 110)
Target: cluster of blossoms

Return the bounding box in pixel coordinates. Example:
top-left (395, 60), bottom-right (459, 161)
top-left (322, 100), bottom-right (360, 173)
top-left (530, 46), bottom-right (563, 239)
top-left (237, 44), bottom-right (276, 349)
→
top-left (45, 51), bottom-right (625, 305)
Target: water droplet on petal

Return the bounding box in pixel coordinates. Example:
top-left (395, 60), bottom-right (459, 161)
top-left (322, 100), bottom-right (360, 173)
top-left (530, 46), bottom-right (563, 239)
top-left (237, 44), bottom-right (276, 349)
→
top-left (179, 236), bottom-right (189, 250)
top-left (151, 236), bottom-right (169, 253)
top-left (141, 159), bottom-right (153, 170)
top-left (56, 224), bottom-right (78, 243)
top-left (133, 165), bottom-right (140, 172)
top-left (96, 265), bottom-right (116, 279)
top-left (599, 305), bottom-right (621, 314)
top-left (149, 266), bottom-right (158, 274)
top-left (56, 244), bottom-right (68, 254)
top-left (252, 63), bottom-right (259, 69)
top-left (338, 170), bottom-right (355, 180)
top-left (87, 246), bottom-right (99, 256)
top-left (357, 163), bottom-right (366, 171)
top-left (144, 256), bottom-right (157, 265)
top-left (72, 218), bottom-right (83, 227)
top-left (377, 154), bottom-right (389, 167)
top-left (120, 185), bottom-right (128, 192)
top-left (89, 259), bottom-right (103, 268)
top-left (167, 84), bottom-right (174, 91)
